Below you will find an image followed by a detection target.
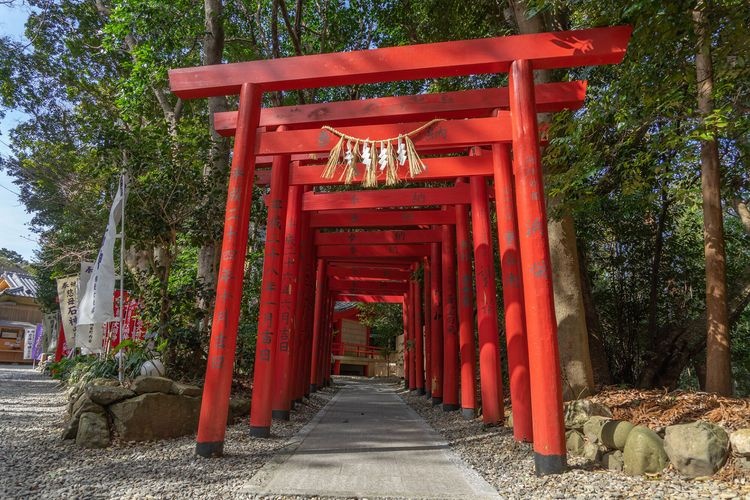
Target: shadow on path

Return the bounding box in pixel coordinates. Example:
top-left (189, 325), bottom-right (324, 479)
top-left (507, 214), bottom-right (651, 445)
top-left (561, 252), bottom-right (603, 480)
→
top-left (243, 377), bottom-right (500, 499)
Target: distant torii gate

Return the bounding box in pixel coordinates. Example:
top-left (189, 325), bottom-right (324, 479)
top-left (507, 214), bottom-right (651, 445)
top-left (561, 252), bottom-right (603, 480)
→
top-left (169, 25), bottom-right (631, 475)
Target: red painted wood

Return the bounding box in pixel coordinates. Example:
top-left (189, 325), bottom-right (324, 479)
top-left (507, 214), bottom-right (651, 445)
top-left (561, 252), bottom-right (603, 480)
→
top-left (412, 274), bottom-right (425, 392)
top-left (169, 26), bottom-right (631, 98)
top-left (455, 178), bottom-right (477, 414)
top-left (292, 204), bottom-right (312, 402)
top-left (290, 155), bottom-right (494, 186)
top-left (250, 141), bottom-right (291, 434)
top-left (327, 266), bottom-right (411, 281)
top-left (309, 259), bottom-right (326, 391)
top-left (196, 83), bottom-right (262, 455)
top-left (214, 81), bottom-right (587, 135)
top-left (493, 142), bottom-right (533, 442)
top-left (422, 257), bottom-right (432, 398)
top-left (303, 185), bottom-right (471, 212)
top-left (335, 294), bottom-right (404, 303)
top-left (316, 229), bottom-right (441, 246)
top-left (317, 244), bottom-right (430, 258)
top-left (441, 221), bottom-right (459, 411)
top-left (402, 295), bottom-right (411, 389)
top-left (310, 208), bottom-right (457, 228)
top-left (510, 59), bottom-right (566, 472)
top-left (469, 174), bottom-right (504, 425)
top-left (328, 278), bottom-right (409, 294)
top-left (271, 185), bottom-right (303, 418)
top-left (257, 116), bottom-right (510, 156)
top-left (429, 241), bottom-right (443, 402)
top-left (327, 270), bottom-right (410, 282)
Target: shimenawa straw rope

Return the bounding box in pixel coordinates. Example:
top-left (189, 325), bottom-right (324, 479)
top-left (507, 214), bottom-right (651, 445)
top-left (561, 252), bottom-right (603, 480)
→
top-left (320, 118), bottom-right (444, 187)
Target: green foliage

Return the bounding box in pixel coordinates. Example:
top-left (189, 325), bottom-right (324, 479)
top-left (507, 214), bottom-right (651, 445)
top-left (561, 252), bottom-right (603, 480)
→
top-left (1, 0), bottom-right (748, 393)
top-left (356, 303), bottom-right (404, 351)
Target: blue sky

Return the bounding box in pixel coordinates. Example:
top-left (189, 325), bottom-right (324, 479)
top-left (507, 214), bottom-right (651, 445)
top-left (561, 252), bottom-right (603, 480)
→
top-left (0, 3), bottom-right (38, 261)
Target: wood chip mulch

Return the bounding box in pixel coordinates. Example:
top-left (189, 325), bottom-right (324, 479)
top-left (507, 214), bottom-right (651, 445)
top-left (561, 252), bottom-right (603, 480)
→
top-left (589, 386), bottom-right (750, 432)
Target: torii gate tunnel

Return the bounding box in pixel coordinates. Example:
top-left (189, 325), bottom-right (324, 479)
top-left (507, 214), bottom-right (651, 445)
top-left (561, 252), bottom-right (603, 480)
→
top-left (169, 25), bottom-right (631, 476)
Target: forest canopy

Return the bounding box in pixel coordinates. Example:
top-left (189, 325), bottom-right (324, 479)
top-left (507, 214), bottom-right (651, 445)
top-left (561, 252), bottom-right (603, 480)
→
top-left (0, 0), bottom-right (747, 394)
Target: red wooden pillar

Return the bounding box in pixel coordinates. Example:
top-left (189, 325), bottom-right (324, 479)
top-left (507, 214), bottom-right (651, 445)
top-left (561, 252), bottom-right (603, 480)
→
top-left (272, 184), bottom-right (303, 420)
top-left (493, 141), bottom-right (533, 442)
top-left (249, 133), bottom-right (291, 437)
top-left (325, 294), bottom-right (336, 385)
top-left (469, 173), bottom-right (504, 425)
top-left (455, 178), bottom-right (477, 419)
top-left (402, 295), bottom-right (411, 389)
top-left (309, 259), bottom-right (327, 392)
top-left (408, 286), bottom-right (417, 391)
top-left (292, 200), bottom-right (312, 403)
top-left (320, 293), bottom-right (333, 387)
top-left (196, 83), bottom-right (261, 457)
top-left (510, 59), bottom-right (566, 475)
top-left (441, 220), bottom-right (460, 412)
top-left (429, 241), bottom-right (443, 405)
top-left (302, 236), bottom-right (316, 397)
top-left (422, 257), bottom-right (432, 399)
top-left (412, 272), bottom-right (425, 394)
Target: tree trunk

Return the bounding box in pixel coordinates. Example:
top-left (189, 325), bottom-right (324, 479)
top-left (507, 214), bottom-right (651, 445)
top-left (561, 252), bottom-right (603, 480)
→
top-left (509, 0), bottom-right (595, 400)
top-left (639, 266), bottom-right (750, 389)
top-left (197, 0), bottom-right (230, 333)
top-left (693, 0), bottom-right (731, 395)
top-left (578, 238), bottom-right (612, 386)
top-left (646, 187), bottom-right (670, 340)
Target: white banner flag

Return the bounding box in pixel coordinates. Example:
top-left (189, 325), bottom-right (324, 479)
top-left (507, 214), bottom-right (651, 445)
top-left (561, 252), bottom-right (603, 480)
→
top-left (78, 176), bottom-right (126, 325)
top-left (56, 275), bottom-right (79, 346)
top-left (76, 261), bottom-right (105, 353)
top-left (23, 327), bottom-right (35, 360)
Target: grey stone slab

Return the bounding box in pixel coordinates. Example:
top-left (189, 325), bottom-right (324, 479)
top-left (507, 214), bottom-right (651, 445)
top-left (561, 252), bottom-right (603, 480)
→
top-left (242, 378), bottom-right (500, 499)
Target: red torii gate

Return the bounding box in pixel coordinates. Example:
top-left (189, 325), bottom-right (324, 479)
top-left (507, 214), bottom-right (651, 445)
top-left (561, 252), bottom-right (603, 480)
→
top-left (169, 25), bottom-right (631, 475)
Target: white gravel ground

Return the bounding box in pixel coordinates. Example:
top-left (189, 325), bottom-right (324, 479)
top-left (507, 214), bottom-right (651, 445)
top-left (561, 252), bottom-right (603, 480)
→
top-left (399, 385), bottom-right (750, 499)
top-left (0, 364), bottom-right (336, 499)
top-left (3, 366), bottom-right (749, 500)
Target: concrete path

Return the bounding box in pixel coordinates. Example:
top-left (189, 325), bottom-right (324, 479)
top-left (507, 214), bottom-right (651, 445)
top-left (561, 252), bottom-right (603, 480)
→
top-left (243, 378), bottom-right (500, 499)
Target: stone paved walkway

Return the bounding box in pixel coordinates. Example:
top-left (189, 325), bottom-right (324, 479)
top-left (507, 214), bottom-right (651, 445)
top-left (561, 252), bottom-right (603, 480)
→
top-left (243, 378), bottom-right (500, 499)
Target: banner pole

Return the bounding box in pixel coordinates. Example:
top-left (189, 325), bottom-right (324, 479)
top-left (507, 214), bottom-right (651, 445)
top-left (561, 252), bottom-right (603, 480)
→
top-left (118, 174), bottom-right (127, 384)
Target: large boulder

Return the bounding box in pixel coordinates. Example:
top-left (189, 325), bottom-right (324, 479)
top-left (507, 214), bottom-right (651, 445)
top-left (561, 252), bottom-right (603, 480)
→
top-left (601, 420), bottom-right (635, 451)
top-left (563, 400), bottom-right (612, 430)
top-left (109, 393), bottom-right (201, 441)
top-left (583, 416), bottom-right (611, 444)
top-left (131, 375), bottom-right (174, 395)
top-left (86, 384), bottom-right (135, 406)
top-left (623, 426), bottom-right (668, 475)
top-left (76, 412), bottom-right (110, 448)
top-left (664, 421), bottom-right (729, 478)
top-left (170, 382), bottom-right (202, 397)
top-left (730, 428), bottom-right (750, 457)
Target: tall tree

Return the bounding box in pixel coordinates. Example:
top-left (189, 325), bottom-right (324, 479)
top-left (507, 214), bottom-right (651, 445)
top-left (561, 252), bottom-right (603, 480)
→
top-left (508, 0), bottom-right (595, 399)
top-left (693, 0), bottom-right (731, 394)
